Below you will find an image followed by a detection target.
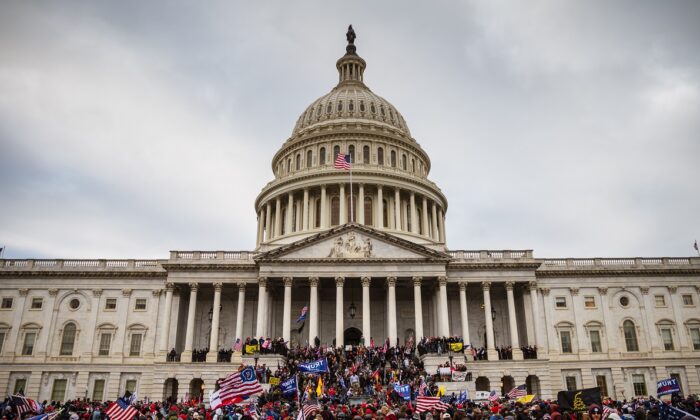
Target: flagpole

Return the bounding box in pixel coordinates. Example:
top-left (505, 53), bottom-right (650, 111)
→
top-left (349, 157), bottom-right (354, 223)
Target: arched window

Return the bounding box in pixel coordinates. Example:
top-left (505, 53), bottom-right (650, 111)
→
top-left (306, 150), bottom-right (312, 168)
top-left (623, 320), bottom-right (639, 352)
top-left (412, 158), bottom-right (416, 173)
top-left (315, 199), bottom-right (321, 228)
top-left (287, 159), bottom-right (291, 174)
top-left (348, 145), bottom-right (355, 163)
top-left (364, 197), bottom-right (373, 226)
top-left (363, 146), bottom-right (370, 164)
top-left (380, 105), bottom-right (386, 117)
top-left (337, 101), bottom-right (343, 112)
top-left (331, 197), bottom-right (340, 226)
top-left (326, 103), bottom-right (332, 114)
top-left (281, 207), bottom-right (287, 235)
top-left (60, 322), bottom-right (77, 355)
top-left (359, 101), bottom-right (365, 112)
top-left (390, 150), bottom-right (397, 167)
top-left (319, 147), bottom-right (326, 165)
top-left (370, 103), bottom-right (376, 114)
top-left (402, 154), bottom-right (407, 170)
top-left (295, 154), bottom-right (301, 171)
top-left (334, 145), bottom-right (340, 161)
top-left (348, 100), bottom-right (354, 112)
top-left (377, 147), bottom-right (384, 165)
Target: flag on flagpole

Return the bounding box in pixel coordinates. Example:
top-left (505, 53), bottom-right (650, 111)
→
top-left (233, 338), bottom-right (242, 352)
top-left (507, 385), bottom-right (527, 399)
top-left (219, 366), bottom-right (264, 401)
top-left (416, 396), bottom-right (450, 413)
top-left (695, 240), bottom-right (699, 252)
top-left (296, 306), bottom-right (308, 323)
top-left (334, 154), bottom-right (351, 170)
top-left (105, 399), bottom-right (138, 420)
top-left (488, 390), bottom-right (500, 402)
top-left (9, 395), bottom-right (42, 416)
top-left (316, 376), bottom-right (324, 397)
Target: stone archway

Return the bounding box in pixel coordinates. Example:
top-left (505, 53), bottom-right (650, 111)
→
top-left (189, 379), bottom-right (204, 401)
top-left (163, 378), bottom-right (178, 402)
top-left (526, 375), bottom-right (541, 396)
top-left (344, 327), bottom-right (362, 346)
top-left (475, 376), bottom-right (490, 392)
top-left (501, 375), bottom-right (515, 395)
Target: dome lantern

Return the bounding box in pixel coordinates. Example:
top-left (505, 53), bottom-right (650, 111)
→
top-left (336, 25), bottom-right (366, 85)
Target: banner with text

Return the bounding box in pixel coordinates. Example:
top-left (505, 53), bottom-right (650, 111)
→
top-left (298, 358), bottom-right (330, 374)
top-left (657, 378), bottom-right (681, 396)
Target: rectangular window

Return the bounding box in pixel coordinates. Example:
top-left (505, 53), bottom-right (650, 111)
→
top-left (93, 379), bottom-right (105, 401)
top-left (560, 331), bottom-right (573, 353)
top-left (22, 332), bottom-right (36, 355)
top-left (590, 330), bottom-right (602, 353)
top-left (682, 294), bottom-right (694, 306)
top-left (30, 298), bottom-right (43, 309)
top-left (14, 379), bottom-right (27, 395)
top-left (134, 298), bottom-right (147, 311)
top-left (596, 375), bottom-right (609, 397)
top-left (125, 379), bottom-right (137, 394)
top-left (584, 296), bottom-right (596, 308)
top-left (51, 379), bottom-right (67, 402)
top-left (565, 376), bottom-right (577, 391)
top-left (661, 328), bottom-right (675, 351)
top-left (98, 333), bottom-right (112, 356)
top-left (690, 328), bottom-right (700, 350)
top-left (555, 297), bottom-right (567, 308)
top-left (655, 295), bottom-right (666, 307)
top-left (129, 333), bottom-right (142, 356)
top-left (0, 331), bottom-right (5, 353)
top-left (104, 298), bottom-right (117, 311)
top-left (1, 297), bottom-right (13, 309)
top-left (632, 374), bottom-right (647, 396)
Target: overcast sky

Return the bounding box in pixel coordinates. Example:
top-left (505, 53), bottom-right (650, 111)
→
top-left (1, 1), bottom-right (699, 259)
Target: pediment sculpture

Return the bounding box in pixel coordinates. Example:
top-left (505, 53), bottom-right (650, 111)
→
top-left (327, 232), bottom-right (373, 258)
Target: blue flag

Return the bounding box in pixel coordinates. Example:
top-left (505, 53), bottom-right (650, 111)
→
top-left (458, 390), bottom-right (468, 403)
top-left (657, 378), bottom-right (682, 397)
top-left (395, 384), bottom-right (411, 401)
top-left (298, 358), bottom-right (329, 373)
top-left (280, 377), bottom-right (297, 396)
top-left (659, 404), bottom-right (698, 420)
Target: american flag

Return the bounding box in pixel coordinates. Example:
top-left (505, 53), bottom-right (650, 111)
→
top-left (233, 338), bottom-right (242, 352)
top-left (297, 401), bottom-right (321, 420)
top-left (418, 380), bottom-right (428, 396)
top-left (334, 153), bottom-right (351, 170)
top-left (602, 405), bottom-right (615, 419)
top-left (219, 366), bottom-right (264, 400)
top-left (105, 399), bottom-right (138, 420)
top-left (416, 396), bottom-right (450, 413)
top-left (9, 395), bottom-right (42, 415)
top-left (488, 390), bottom-right (500, 402)
top-left (507, 385), bottom-right (527, 399)
top-left (26, 410), bottom-right (61, 420)
top-left (658, 403), bottom-right (698, 420)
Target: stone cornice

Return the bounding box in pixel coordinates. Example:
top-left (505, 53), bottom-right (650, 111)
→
top-left (447, 262), bottom-right (542, 270)
top-left (0, 270), bottom-right (166, 278)
top-left (535, 267), bottom-right (700, 278)
top-left (159, 263), bottom-right (257, 272)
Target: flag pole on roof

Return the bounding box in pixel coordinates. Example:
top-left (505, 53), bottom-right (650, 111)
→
top-left (334, 152), bottom-right (353, 222)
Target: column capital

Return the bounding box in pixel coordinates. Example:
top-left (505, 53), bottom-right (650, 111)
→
top-left (459, 282), bottom-right (467, 292)
top-left (92, 289), bottom-right (103, 297)
top-left (213, 282), bottom-right (223, 292)
top-left (283, 277), bottom-right (293, 287)
top-left (48, 288), bottom-right (59, 297)
top-left (335, 276), bottom-right (345, 287)
top-left (309, 276), bottom-right (319, 287)
top-left (667, 285), bottom-right (678, 294)
top-left (505, 281), bottom-right (515, 291)
top-left (237, 282), bottom-right (246, 292)
top-left (18, 288), bottom-right (29, 297)
top-left (152, 289), bottom-right (163, 297)
top-left (438, 276), bottom-right (447, 286)
top-left (165, 282), bottom-right (175, 291)
top-left (257, 277), bottom-right (267, 287)
top-left (481, 281), bottom-right (491, 291)
top-left (361, 276), bottom-right (371, 287)
top-left (540, 287), bottom-right (550, 296)
top-left (528, 281), bottom-right (538, 291)
top-left (639, 286), bottom-right (649, 295)
top-left (597, 287), bottom-right (608, 295)
top-left (386, 277), bottom-right (397, 287)
top-left (122, 288), bottom-right (133, 297)
top-left (188, 283), bottom-right (199, 292)
top-left (570, 287), bottom-right (579, 296)
top-left (413, 276), bottom-right (422, 287)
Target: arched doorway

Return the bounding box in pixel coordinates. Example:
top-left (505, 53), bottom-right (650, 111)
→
top-left (189, 379), bottom-right (204, 401)
top-left (526, 375), bottom-right (541, 396)
top-left (344, 327), bottom-right (362, 346)
top-left (163, 378), bottom-right (178, 402)
top-left (475, 377), bottom-right (490, 392)
top-left (501, 376), bottom-right (515, 395)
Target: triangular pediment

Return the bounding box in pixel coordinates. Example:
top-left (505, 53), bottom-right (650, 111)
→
top-left (255, 224), bottom-right (450, 262)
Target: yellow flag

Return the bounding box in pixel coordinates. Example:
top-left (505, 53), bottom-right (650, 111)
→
top-left (437, 385), bottom-right (446, 397)
top-left (449, 342), bottom-right (463, 352)
top-left (516, 395), bottom-right (535, 404)
top-left (316, 376), bottom-right (324, 397)
top-left (269, 377), bottom-right (280, 385)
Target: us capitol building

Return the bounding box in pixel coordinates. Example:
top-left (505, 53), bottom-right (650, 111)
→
top-left (1, 29), bottom-right (699, 404)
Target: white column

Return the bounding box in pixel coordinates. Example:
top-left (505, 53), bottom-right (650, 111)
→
top-left (207, 283), bottom-right (223, 362)
top-left (438, 276), bottom-right (450, 336)
top-left (335, 277), bottom-right (345, 348)
top-left (640, 287), bottom-right (659, 352)
top-left (282, 277), bottom-right (293, 343)
top-left (506, 281), bottom-right (523, 360)
top-left (255, 278), bottom-right (267, 337)
top-left (4, 289), bottom-right (27, 357)
top-left (668, 286), bottom-right (690, 351)
top-left (438, 209), bottom-right (446, 243)
top-left (265, 202), bottom-right (272, 241)
top-left (413, 277), bottom-right (424, 339)
top-left (410, 192), bottom-right (418, 234)
top-left (358, 184), bottom-right (365, 224)
top-left (394, 188), bottom-right (401, 230)
top-left (431, 202), bottom-right (439, 241)
top-left (387, 277), bottom-right (398, 345)
top-left (182, 283), bottom-right (199, 360)
top-left (285, 192), bottom-right (293, 234)
top-left (274, 197), bottom-right (282, 237)
top-left (528, 282), bottom-right (542, 351)
top-left (421, 196), bottom-right (429, 237)
top-left (482, 281), bottom-right (497, 359)
top-left (597, 287), bottom-right (613, 354)
top-left (159, 283), bottom-right (174, 353)
top-left (339, 184), bottom-right (347, 224)
top-left (256, 210), bottom-right (263, 246)
top-left (320, 185), bottom-right (328, 228)
top-left (309, 277), bottom-right (319, 345)
top-left (303, 188), bottom-right (310, 231)
top-left (361, 277), bottom-right (371, 342)
top-left (234, 283), bottom-right (246, 344)
top-left (459, 282), bottom-right (470, 344)
top-left (377, 186), bottom-right (384, 229)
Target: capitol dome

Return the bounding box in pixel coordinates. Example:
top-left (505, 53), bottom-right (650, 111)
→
top-left (255, 26), bottom-right (448, 250)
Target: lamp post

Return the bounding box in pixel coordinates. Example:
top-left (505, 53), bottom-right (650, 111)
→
top-left (349, 284), bottom-right (356, 319)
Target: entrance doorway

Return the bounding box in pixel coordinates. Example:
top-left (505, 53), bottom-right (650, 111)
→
top-left (344, 327), bottom-right (362, 346)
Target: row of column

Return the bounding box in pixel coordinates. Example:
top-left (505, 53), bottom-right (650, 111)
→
top-left (158, 279), bottom-right (541, 361)
top-left (256, 184), bottom-right (447, 245)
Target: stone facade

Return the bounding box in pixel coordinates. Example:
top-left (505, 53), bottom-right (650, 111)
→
top-left (1, 30), bottom-right (699, 403)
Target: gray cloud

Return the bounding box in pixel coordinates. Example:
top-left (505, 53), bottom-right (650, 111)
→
top-left (0, 1), bottom-right (698, 259)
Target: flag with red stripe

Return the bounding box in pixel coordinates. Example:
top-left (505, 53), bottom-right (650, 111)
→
top-left (105, 399), bottom-right (138, 420)
top-left (507, 385), bottom-right (527, 399)
top-left (416, 396), bottom-right (450, 413)
top-left (218, 366), bottom-right (264, 401)
top-left (334, 153), bottom-right (351, 170)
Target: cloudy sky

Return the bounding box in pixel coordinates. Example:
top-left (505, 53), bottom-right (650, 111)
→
top-left (1, 1), bottom-right (699, 259)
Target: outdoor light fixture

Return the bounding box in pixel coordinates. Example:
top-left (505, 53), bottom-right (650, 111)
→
top-left (349, 301), bottom-right (356, 319)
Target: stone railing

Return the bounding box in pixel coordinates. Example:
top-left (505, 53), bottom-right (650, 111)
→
top-left (169, 251), bottom-right (257, 261)
top-left (447, 250), bottom-right (534, 260)
top-left (1, 259), bottom-right (164, 270)
top-left (539, 257), bottom-right (699, 267)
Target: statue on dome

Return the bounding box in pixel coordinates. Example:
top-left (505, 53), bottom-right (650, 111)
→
top-left (346, 25), bottom-right (356, 45)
